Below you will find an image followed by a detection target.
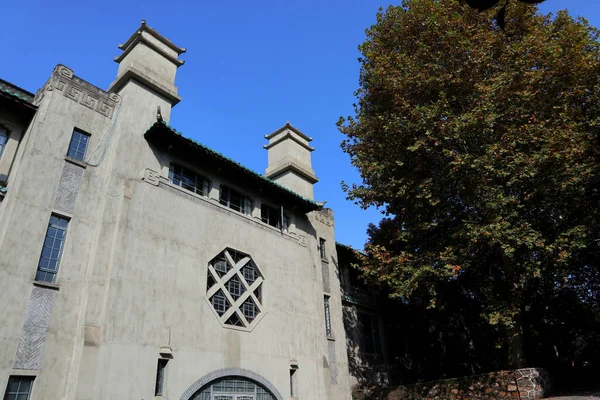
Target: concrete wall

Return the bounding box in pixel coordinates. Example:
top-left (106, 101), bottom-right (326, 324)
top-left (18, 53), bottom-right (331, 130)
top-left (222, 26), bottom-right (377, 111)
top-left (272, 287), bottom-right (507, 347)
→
top-left (0, 60), bottom-right (351, 400)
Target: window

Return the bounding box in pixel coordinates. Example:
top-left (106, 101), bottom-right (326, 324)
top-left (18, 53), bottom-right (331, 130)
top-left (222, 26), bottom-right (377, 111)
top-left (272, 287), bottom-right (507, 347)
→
top-left (36, 215), bottom-right (69, 283)
top-left (242, 298), bottom-right (257, 323)
top-left (211, 290), bottom-right (230, 316)
top-left (191, 377), bottom-right (276, 400)
top-left (242, 264), bottom-right (256, 284)
top-left (227, 275), bottom-right (245, 300)
top-left (213, 255), bottom-right (230, 277)
top-left (359, 313), bottom-right (382, 354)
top-left (290, 368), bottom-right (298, 398)
top-left (169, 163), bottom-right (210, 196)
top-left (3, 376), bottom-right (34, 400)
top-left (155, 359), bottom-right (168, 396)
top-left (207, 248), bottom-right (263, 328)
top-left (220, 185), bottom-right (252, 215)
top-left (324, 295), bottom-right (332, 337)
top-left (260, 204), bottom-right (288, 230)
top-left (319, 238), bottom-right (327, 259)
top-left (66, 129), bottom-right (90, 161)
top-left (0, 127), bottom-right (8, 159)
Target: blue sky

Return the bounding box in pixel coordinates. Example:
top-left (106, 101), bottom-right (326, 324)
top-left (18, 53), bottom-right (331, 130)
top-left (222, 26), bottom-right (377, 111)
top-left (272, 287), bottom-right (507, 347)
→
top-left (1, 0), bottom-right (598, 249)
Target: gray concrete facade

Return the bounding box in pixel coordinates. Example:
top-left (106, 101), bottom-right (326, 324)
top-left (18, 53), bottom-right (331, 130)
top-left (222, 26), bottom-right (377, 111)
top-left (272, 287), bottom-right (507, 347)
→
top-left (0, 22), bottom-right (352, 400)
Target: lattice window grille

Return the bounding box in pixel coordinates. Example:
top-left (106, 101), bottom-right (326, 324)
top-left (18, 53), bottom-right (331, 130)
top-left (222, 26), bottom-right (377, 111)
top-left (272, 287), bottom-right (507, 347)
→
top-left (207, 248), bottom-right (265, 329)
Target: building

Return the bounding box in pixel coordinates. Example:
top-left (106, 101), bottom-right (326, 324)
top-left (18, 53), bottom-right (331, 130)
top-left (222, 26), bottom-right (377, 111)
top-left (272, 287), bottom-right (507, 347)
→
top-left (0, 22), bottom-right (353, 400)
top-left (337, 244), bottom-right (389, 391)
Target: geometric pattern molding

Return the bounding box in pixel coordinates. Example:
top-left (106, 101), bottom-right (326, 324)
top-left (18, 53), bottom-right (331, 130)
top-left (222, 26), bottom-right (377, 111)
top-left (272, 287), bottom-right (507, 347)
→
top-left (328, 340), bottom-right (338, 385)
top-left (321, 261), bottom-right (330, 293)
top-left (13, 286), bottom-right (57, 370)
top-left (34, 64), bottom-right (120, 119)
top-left (180, 368), bottom-right (284, 400)
top-left (54, 161), bottom-right (85, 214)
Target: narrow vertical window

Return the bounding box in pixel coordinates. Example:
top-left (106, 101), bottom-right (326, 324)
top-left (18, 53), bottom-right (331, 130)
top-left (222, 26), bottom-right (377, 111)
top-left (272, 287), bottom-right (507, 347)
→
top-left (66, 129), bottom-right (90, 162)
top-left (154, 359), bottom-right (168, 396)
top-left (290, 368), bottom-right (298, 398)
top-left (0, 127), bottom-right (8, 159)
top-left (319, 238), bottom-right (327, 259)
top-left (3, 376), bottom-right (34, 400)
top-left (36, 215), bottom-right (69, 283)
top-left (323, 295), bottom-right (332, 337)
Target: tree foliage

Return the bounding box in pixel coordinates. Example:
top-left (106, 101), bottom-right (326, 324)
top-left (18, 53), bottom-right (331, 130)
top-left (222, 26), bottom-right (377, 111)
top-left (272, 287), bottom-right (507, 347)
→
top-left (339, 0), bottom-right (600, 369)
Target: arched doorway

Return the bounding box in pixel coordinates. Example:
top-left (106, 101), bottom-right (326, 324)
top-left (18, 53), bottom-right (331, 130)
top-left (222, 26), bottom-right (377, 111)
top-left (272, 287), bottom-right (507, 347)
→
top-left (191, 376), bottom-right (274, 400)
top-left (181, 369), bottom-right (284, 400)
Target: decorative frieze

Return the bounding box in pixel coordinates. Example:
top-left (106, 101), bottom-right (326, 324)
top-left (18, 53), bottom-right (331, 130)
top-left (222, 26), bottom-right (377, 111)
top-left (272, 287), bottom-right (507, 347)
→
top-left (33, 65), bottom-right (120, 119)
top-left (142, 168), bottom-right (160, 186)
top-left (298, 234), bottom-right (307, 247)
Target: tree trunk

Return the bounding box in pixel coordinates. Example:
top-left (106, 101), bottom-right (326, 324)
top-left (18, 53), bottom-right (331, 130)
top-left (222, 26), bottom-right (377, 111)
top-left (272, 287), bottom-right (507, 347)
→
top-left (500, 247), bottom-right (525, 369)
top-left (506, 310), bottom-right (525, 369)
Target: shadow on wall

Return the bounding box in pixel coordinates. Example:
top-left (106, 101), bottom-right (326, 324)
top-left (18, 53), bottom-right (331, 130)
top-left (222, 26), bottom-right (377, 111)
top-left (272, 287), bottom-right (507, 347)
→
top-left (343, 305), bottom-right (390, 389)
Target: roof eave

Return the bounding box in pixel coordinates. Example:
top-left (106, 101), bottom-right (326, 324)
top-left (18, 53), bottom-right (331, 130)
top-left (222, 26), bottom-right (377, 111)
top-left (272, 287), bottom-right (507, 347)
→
top-left (264, 122), bottom-right (313, 142)
top-left (119, 20), bottom-right (186, 55)
top-left (144, 122), bottom-right (320, 213)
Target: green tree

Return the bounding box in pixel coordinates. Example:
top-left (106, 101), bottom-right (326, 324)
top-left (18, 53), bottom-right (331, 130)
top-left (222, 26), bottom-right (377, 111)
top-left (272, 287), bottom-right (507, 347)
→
top-left (339, 0), bottom-right (600, 369)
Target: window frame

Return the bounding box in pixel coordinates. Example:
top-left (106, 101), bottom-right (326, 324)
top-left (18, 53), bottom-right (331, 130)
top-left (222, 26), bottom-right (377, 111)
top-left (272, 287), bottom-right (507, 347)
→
top-left (227, 275), bottom-right (244, 299)
top-left (323, 295), bottom-right (332, 337)
top-left (260, 203), bottom-right (289, 230)
top-left (0, 126), bottom-right (9, 159)
top-left (154, 358), bottom-right (168, 396)
top-left (211, 290), bottom-right (229, 316)
top-left (219, 184), bottom-right (253, 216)
top-left (35, 214), bottom-right (70, 284)
top-left (242, 298), bottom-right (257, 322)
top-left (168, 162), bottom-right (211, 197)
top-left (290, 368), bottom-right (298, 398)
top-left (3, 376), bottom-right (34, 400)
top-left (66, 128), bottom-right (91, 162)
top-left (207, 249), bottom-right (264, 330)
top-left (319, 238), bottom-right (327, 259)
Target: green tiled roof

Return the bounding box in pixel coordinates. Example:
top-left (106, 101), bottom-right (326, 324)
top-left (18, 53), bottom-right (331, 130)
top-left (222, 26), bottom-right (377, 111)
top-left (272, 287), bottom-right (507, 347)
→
top-left (144, 121), bottom-right (320, 212)
top-left (0, 79), bottom-right (35, 106)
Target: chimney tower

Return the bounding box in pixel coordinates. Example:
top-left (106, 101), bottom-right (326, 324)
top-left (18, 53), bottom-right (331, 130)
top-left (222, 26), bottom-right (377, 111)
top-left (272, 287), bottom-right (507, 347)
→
top-left (264, 122), bottom-right (318, 200)
top-left (109, 20), bottom-right (185, 122)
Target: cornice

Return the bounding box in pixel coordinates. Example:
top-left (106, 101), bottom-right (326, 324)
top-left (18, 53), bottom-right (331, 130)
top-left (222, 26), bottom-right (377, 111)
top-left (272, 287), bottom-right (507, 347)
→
top-left (263, 130), bottom-right (315, 151)
top-left (265, 122), bottom-right (312, 142)
top-left (119, 20), bottom-right (186, 55)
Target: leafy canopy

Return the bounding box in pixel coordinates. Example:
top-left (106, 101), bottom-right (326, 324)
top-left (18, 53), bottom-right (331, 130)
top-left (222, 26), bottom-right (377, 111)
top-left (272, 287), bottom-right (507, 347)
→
top-left (339, 0), bottom-right (600, 367)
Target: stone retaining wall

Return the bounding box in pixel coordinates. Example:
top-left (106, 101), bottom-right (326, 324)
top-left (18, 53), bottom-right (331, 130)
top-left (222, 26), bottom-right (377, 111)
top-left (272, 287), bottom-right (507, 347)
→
top-left (355, 368), bottom-right (551, 400)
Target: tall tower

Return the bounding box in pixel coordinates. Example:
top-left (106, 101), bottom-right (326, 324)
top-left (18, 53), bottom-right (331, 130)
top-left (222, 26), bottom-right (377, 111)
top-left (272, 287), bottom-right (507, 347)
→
top-left (264, 122), bottom-right (319, 199)
top-left (109, 20), bottom-right (185, 122)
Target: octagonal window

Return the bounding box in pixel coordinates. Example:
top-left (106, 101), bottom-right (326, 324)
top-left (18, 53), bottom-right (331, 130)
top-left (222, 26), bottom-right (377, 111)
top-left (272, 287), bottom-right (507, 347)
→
top-left (207, 248), bottom-right (264, 329)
